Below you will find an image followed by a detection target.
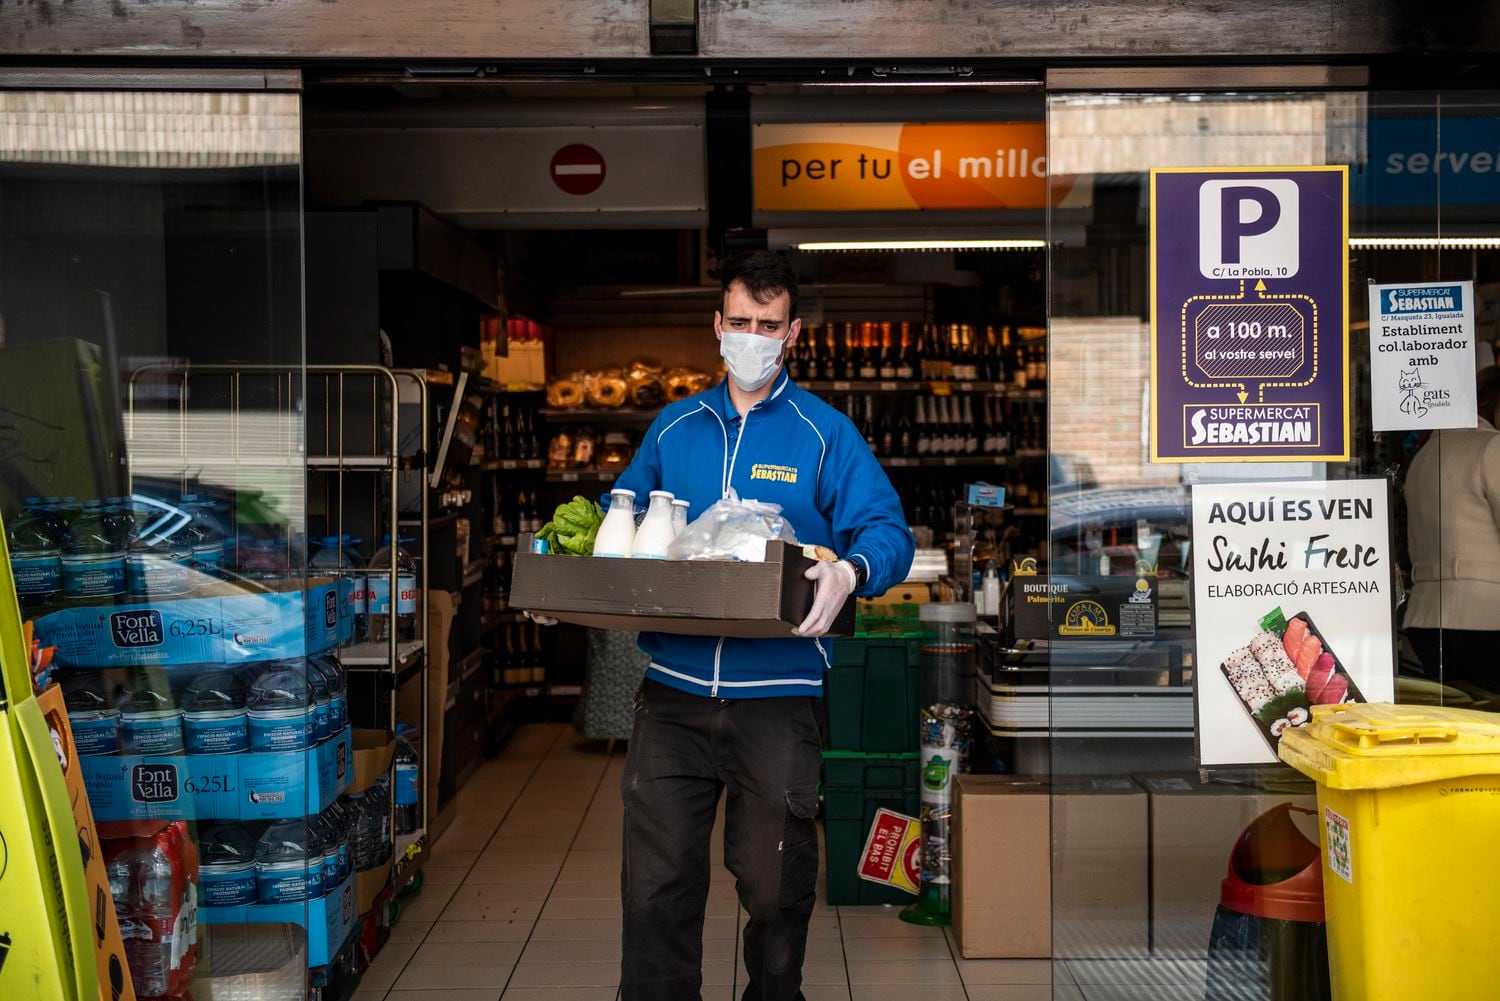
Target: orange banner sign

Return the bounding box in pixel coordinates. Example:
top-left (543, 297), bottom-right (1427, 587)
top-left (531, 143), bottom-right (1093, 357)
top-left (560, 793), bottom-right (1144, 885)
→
top-left (754, 122), bottom-right (1069, 212)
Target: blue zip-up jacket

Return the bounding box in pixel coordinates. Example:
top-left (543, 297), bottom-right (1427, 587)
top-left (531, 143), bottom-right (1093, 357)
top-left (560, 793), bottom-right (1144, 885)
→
top-left (614, 371), bottom-right (916, 699)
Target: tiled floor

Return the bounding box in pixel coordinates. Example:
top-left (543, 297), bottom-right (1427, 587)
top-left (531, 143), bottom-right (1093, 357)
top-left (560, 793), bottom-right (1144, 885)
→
top-left (354, 724), bottom-right (1203, 1001)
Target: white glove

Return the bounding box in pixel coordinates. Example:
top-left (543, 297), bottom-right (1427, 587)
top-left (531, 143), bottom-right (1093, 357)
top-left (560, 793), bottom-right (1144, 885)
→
top-left (796, 560), bottom-right (858, 637)
top-left (524, 610), bottom-right (559, 627)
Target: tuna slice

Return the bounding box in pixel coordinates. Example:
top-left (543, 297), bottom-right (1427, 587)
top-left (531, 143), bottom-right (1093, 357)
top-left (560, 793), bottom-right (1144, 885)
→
top-left (1283, 618), bottom-right (1311, 661)
top-left (1318, 673), bottom-right (1349, 705)
top-left (1306, 652), bottom-right (1337, 702)
top-left (1295, 633), bottom-right (1324, 678)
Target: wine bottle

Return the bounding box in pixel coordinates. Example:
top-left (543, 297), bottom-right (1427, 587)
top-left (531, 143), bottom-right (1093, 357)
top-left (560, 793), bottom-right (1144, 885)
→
top-left (961, 396), bottom-right (979, 456)
top-left (895, 322), bottom-right (916, 382)
top-left (877, 323), bottom-right (897, 380)
top-left (915, 397), bottom-right (932, 456)
top-left (862, 396), bottom-right (879, 452)
top-left (857, 323), bottom-right (877, 380)
top-left (786, 323), bottom-right (805, 380)
top-left (841, 323), bottom-right (860, 381)
top-left (501, 405), bottom-right (517, 459)
top-left (898, 400), bottom-right (915, 457)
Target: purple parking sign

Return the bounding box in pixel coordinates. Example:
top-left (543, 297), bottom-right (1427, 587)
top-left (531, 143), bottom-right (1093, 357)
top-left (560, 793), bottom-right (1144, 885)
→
top-left (1150, 166), bottom-right (1349, 462)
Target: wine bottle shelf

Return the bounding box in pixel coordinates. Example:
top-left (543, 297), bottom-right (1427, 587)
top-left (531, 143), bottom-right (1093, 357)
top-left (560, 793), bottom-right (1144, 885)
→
top-left (879, 452), bottom-right (1046, 468)
top-left (802, 380), bottom-right (1045, 399)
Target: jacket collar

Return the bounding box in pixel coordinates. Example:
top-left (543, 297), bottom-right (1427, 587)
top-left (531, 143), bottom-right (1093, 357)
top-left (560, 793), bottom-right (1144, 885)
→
top-left (714, 370), bottom-right (796, 421)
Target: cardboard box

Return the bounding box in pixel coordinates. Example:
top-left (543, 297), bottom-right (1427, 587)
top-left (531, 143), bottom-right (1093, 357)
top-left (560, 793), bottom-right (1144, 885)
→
top-left (953, 775), bottom-right (1150, 960)
top-left (953, 775), bottom-right (1050, 958)
top-left (36, 685), bottom-right (139, 1001)
top-left (355, 863), bottom-right (391, 918)
top-left (1139, 773), bottom-right (1316, 958)
top-left (350, 729), bottom-right (395, 795)
top-left (1053, 777), bottom-right (1149, 958)
top-left (394, 589), bottom-right (452, 816)
top-left (510, 540), bottom-right (854, 638)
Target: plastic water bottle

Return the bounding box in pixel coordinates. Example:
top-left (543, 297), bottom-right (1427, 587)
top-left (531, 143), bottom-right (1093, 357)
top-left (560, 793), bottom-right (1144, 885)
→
top-left (119, 674), bottom-right (184, 755)
top-left (179, 494), bottom-right (226, 578)
top-left (368, 535), bottom-right (418, 643)
top-left (109, 839), bottom-right (177, 996)
top-left (246, 666), bottom-right (314, 753)
top-left (198, 822), bottom-right (260, 906)
top-left (40, 496), bottom-right (69, 544)
top-left (62, 673), bottom-right (118, 755)
top-left (126, 517), bottom-right (195, 600)
top-left (310, 811), bottom-right (341, 891)
top-left (104, 497), bottom-right (136, 551)
top-left (346, 775), bottom-right (392, 871)
top-left (181, 671), bottom-right (248, 755)
top-left (310, 536), bottom-right (367, 646)
top-left (8, 497), bottom-right (63, 614)
top-left (306, 660), bottom-right (331, 745)
top-left (308, 656), bottom-right (346, 737)
top-left (255, 819), bottom-right (317, 904)
top-left (394, 725), bottom-right (420, 836)
top-left (61, 499), bottom-right (126, 604)
top-left (324, 801), bottom-right (353, 886)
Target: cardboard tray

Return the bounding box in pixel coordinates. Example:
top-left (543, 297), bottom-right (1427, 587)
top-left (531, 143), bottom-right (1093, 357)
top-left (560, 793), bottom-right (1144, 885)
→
top-left (510, 540), bottom-right (855, 638)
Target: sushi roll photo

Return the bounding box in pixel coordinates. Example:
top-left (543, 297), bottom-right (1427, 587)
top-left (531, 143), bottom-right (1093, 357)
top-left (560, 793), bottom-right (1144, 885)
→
top-left (1222, 645), bottom-right (1277, 713)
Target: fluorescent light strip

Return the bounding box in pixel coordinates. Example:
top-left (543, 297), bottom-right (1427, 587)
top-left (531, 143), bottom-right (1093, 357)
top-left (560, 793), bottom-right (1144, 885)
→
top-left (1350, 237), bottom-right (1500, 249)
top-left (795, 239), bottom-right (1046, 252)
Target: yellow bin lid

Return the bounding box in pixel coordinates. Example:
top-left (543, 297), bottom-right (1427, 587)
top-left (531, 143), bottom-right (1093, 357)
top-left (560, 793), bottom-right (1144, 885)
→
top-left (1279, 702), bottom-right (1500, 790)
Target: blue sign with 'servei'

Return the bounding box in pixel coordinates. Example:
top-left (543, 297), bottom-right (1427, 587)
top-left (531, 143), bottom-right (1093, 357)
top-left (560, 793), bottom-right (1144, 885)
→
top-left (1359, 117), bottom-right (1500, 206)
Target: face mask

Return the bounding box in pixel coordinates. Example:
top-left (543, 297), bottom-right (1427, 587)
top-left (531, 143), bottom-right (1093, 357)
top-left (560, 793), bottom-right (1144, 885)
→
top-left (719, 329), bottom-right (789, 392)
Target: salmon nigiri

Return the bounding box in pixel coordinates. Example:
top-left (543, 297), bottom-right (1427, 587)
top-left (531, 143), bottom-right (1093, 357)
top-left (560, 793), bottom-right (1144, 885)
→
top-left (1282, 617), bottom-right (1310, 661)
top-left (1295, 633), bottom-right (1324, 678)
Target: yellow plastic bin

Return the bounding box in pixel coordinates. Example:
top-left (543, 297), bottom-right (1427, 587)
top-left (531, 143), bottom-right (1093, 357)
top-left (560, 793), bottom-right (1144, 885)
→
top-left (1278, 702), bottom-right (1500, 1001)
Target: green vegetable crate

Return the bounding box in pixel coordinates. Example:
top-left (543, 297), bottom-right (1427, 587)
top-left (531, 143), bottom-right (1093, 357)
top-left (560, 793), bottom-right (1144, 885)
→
top-left (822, 638), bottom-right (920, 754)
top-left (821, 750), bottom-right (921, 906)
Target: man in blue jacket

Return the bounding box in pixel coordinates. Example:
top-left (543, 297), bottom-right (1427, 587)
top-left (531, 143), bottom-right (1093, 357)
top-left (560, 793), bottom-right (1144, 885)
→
top-left (614, 251), bottom-right (915, 1001)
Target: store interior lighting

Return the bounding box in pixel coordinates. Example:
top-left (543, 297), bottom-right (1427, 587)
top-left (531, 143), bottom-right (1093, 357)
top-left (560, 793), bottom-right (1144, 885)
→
top-left (1349, 236), bottom-right (1500, 250)
top-left (794, 238), bottom-right (1047, 252)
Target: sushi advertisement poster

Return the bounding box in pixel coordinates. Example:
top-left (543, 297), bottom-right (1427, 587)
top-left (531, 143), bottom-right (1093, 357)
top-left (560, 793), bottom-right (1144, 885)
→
top-left (1191, 478), bottom-right (1395, 766)
top-left (1367, 280), bottom-right (1477, 432)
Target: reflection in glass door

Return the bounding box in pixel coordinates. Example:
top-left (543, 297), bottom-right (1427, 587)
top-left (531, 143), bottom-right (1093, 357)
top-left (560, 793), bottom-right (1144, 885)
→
top-left (0, 79), bottom-right (323, 997)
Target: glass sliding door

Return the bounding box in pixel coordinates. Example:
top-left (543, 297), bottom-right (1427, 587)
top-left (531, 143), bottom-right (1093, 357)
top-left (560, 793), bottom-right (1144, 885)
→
top-left (0, 76), bottom-right (324, 998)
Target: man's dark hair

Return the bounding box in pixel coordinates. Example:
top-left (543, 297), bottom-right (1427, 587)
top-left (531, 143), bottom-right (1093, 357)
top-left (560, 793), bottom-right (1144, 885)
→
top-left (1478, 365), bottom-right (1500, 423)
top-left (719, 250), bottom-right (799, 322)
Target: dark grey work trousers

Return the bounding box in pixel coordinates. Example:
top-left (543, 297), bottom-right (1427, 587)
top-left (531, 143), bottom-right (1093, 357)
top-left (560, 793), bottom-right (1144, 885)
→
top-left (620, 678), bottom-right (824, 1001)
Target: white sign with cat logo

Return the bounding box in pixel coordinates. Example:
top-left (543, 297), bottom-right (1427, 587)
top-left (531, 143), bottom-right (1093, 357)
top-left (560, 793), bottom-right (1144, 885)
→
top-left (1368, 280), bottom-right (1477, 432)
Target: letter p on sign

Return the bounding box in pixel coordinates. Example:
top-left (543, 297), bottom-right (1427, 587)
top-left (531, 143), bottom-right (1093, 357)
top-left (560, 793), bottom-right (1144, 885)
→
top-left (1198, 178), bottom-right (1300, 278)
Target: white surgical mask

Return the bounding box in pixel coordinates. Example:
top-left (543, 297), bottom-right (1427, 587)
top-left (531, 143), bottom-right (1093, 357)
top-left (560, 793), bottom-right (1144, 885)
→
top-left (719, 329), bottom-right (789, 392)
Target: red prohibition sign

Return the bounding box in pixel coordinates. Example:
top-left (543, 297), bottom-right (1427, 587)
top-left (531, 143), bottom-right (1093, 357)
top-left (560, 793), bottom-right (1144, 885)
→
top-left (550, 143), bottom-right (607, 195)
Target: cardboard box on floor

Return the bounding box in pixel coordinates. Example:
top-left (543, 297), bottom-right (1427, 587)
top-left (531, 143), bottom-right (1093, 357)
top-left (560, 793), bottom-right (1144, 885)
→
top-left (36, 685), bottom-right (138, 1001)
top-left (953, 775), bottom-right (1149, 960)
top-left (1138, 772), bottom-right (1317, 958)
top-left (349, 729), bottom-right (395, 915)
top-left (510, 540), bottom-right (854, 638)
top-left (954, 775), bottom-right (1049, 959)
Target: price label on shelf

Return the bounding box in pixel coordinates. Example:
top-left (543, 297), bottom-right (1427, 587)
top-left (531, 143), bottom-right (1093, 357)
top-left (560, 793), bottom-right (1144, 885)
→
top-left (833, 381), bottom-right (852, 390)
top-left (501, 460), bottom-right (518, 470)
top-left (879, 382), bottom-right (899, 391)
top-left (943, 457), bottom-right (958, 466)
top-left (929, 381), bottom-right (952, 396)
top-left (561, 473), bottom-right (579, 482)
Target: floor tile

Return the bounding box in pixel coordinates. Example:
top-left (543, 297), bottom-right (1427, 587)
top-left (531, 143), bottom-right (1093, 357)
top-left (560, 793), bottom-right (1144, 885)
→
top-left (425, 920), bottom-right (536, 943)
top-left (799, 989), bottom-right (854, 1001)
top-left (425, 849), bottom-right (481, 869)
top-left (841, 936), bottom-right (952, 960)
top-left (507, 961), bottom-right (621, 988)
top-left (384, 919), bottom-right (435, 944)
top-left (547, 880), bottom-right (618, 900)
top-left (440, 895), bottom-right (545, 922)
top-left (351, 991), bottom-right (388, 1001)
top-left (957, 958), bottom-right (1055, 985)
top-left (529, 918), bottom-right (624, 942)
top-left (499, 990), bottom-right (617, 1001)
top-left (360, 942), bottom-right (419, 991)
top-left (540, 896), bottom-right (624, 920)
top-left (393, 962), bottom-right (516, 991)
top-left (409, 941), bottom-right (526, 967)
top-left (963, 987), bottom-right (1055, 1001)
top-left (385, 990), bottom-right (500, 1001)
top-left (466, 863), bottom-right (563, 885)
top-left (845, 987), bottom-right (968, 1001)
top-left (846, 959), bottom-right (962, 985)
top-left (521, 939), bottom-right (623, 964)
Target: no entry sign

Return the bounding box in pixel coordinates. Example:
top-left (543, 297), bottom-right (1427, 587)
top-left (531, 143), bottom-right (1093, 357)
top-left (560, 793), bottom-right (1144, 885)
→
top-left (550, 143), bottom-right (607, 195)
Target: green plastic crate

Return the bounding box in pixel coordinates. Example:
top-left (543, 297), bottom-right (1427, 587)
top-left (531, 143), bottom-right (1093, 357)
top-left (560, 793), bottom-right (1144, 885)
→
top-left (822, 638), bottom-right (920, 754)
top-left (821, 751), bottom-right (920, 907)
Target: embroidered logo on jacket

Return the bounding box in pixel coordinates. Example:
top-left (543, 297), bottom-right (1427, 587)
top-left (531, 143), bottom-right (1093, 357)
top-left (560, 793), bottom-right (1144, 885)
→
top-left (749, 463), bottom-right (799, 484)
